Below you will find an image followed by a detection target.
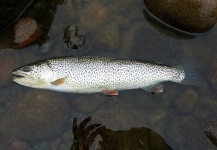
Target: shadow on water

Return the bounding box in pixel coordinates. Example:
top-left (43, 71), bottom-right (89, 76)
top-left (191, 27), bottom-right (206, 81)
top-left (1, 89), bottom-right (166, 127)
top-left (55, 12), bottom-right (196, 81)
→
top-left (70, 116), bottom-right (172, 150)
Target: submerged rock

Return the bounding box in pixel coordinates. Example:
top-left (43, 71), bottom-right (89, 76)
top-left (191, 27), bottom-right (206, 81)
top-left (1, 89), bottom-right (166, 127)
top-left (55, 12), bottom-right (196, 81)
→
top-left (79, 2), bottom-right (110, 31)
top-left (0, 49), bottom-right (21, 87)
top-left (0, 90), bottom-right (70, 140)
top-left (144, 0), bottom-right (217, 33)
top-left (13, 17), bottom-right (42, 48)
top-left (95, 23), bottom-right (120, 50)
top-left (175, 88), bottom-right (199, 114)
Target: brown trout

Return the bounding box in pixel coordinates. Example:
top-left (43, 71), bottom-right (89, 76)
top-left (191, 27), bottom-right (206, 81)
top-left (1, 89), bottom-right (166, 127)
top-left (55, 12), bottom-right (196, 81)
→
top-left (12, 56), bottom-right (205, 95)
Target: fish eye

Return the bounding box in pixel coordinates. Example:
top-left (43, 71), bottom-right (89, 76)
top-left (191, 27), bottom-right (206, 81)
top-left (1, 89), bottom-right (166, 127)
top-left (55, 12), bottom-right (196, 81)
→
top-left (22, 66), bottom-right (32, 72)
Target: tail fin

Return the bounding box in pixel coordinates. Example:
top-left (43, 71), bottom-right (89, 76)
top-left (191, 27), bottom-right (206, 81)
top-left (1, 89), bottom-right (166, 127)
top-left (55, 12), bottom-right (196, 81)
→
top-left (177, 59), bottom-right (206, 86)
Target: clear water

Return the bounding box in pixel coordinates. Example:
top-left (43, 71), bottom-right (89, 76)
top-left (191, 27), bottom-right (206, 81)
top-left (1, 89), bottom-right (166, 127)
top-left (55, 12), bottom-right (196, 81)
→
top-left (0, 0), bottom-right (217, 149)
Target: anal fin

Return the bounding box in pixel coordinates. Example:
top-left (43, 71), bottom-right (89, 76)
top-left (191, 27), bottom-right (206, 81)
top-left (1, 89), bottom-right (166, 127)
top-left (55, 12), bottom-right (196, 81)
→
top-left (102, 90), bottom-right (118, 96)
top-left (142, 84), bottom-right (163, 94)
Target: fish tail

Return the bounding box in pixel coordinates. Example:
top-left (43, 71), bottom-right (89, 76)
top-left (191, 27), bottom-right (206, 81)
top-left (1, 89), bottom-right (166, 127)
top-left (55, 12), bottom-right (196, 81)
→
top-left (176, 59), bottom-right (206, 86)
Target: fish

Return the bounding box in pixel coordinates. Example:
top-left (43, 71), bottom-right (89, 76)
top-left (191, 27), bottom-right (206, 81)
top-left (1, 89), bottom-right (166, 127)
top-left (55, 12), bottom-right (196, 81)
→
top-left (12, 56), bottom-right (205, 96)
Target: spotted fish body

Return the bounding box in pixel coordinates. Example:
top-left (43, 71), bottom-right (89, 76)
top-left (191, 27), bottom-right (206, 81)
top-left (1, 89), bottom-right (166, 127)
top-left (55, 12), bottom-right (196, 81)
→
top-left (12, 56), bottom-right (204, 95)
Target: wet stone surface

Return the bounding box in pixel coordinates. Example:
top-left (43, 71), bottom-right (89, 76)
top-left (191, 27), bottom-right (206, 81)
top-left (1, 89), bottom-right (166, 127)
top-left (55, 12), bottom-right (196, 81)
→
top-left (13, 17), bottom-right (43, 48)
top-left (175, 88), bottom-right (199, 114)
top-left (144, 0), bottom-right (217, 33)
top-left (79, 2), bottom-right (110, 31)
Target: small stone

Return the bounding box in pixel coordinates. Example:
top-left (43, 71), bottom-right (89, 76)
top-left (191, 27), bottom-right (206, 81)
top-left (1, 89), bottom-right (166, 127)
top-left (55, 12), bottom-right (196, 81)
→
top-left (13, 17), bottom-right (42, 48)
top-left (79, 2), bottom-right (110, 31)
top-left (175, 88), bottom-right (199, 114)
top-left (95, 23), bottom-right (120, 50)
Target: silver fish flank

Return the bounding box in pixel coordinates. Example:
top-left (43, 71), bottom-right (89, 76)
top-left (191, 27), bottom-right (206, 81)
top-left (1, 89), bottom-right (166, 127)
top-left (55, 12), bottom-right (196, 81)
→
top-left (12, 56), bottom-right (205, 95)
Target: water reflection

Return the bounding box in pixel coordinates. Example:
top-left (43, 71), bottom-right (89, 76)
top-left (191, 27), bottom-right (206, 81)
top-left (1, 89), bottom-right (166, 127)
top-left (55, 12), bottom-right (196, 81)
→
top-left (70, 116), bottom-right (172, 150)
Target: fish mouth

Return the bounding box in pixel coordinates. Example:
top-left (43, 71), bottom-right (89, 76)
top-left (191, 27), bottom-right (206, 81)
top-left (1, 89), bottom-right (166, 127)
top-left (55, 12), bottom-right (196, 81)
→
top-left (12, 71), bottom-right (26, 79)
top-left (13, 73), bottom-right (25, 78)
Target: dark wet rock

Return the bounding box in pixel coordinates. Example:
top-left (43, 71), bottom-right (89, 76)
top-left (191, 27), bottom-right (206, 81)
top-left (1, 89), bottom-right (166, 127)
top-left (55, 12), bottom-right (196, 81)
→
top-left (0, 89), bottom-right (70, 140)
top-left (0, 49), bottom-right (22, 87)
top-left (168, 116), bottom-right (217, 150)
top-left (79, 2), bottom-right (110, 31)
top-left (175, 88), bottom-right (199, 114)
top-left (0, 136), bottom-right (30, 150)
top-left (63, 24), bottom-right (84, 49)
top-left (144, 0), bottom-right (217, 33)
top-left (0, 0), bottom-right (33, 31)
top-left (131, 26), bottom-right (182, 63)
top-left (70, 94), bottom-right (105, 113)
top-left (13, 17), bottom-right (43, 48)
top-left (95, 23), bottom-right (120, 50)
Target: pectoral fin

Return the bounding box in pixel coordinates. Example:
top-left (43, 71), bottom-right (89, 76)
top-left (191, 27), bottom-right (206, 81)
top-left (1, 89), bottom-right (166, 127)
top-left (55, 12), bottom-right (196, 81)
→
top-left (51, 77), bottom-right (67, 86)
top-left (102, 90), bottom-right (119, 96)
top-left (142, 84), bottom-right (163, 94)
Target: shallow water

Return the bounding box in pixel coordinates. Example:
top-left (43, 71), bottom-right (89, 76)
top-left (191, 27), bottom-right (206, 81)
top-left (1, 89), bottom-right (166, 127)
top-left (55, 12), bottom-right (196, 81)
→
top-left (0, 0), bottom-right (217, 149)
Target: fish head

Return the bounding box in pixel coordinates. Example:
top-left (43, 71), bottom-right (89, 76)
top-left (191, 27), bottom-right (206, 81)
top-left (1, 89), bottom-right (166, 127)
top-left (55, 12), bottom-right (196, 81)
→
top-left (12, 61), bottom-right (54, 88)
